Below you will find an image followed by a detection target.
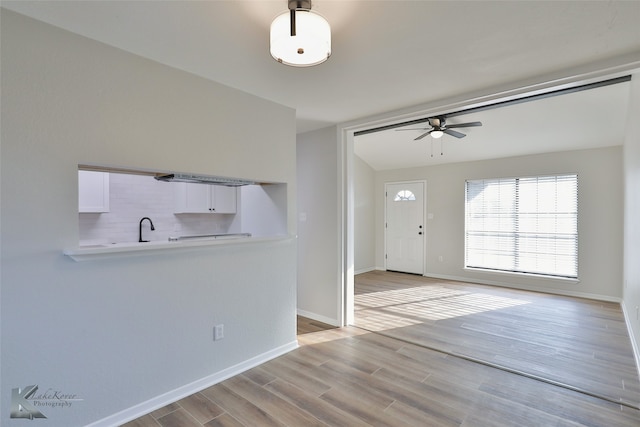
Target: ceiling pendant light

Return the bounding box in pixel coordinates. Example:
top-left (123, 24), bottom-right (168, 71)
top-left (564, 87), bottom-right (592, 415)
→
top-left (270, 0), bottom-right (331, 67)
top-left (430, 130), bottom-right (444, 139)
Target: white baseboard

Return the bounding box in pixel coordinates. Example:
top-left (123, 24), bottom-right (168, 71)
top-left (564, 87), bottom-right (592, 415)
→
top-left (423, 272), bottom-right (622, 303)
top-left (296, 309), bottom-right (340, 327)
top-left (354, 266), bottom-right (376, 275)
top-left (87, 340), bottom-right (298, 427)
top-left (621, 301), bottom-right (640, 377)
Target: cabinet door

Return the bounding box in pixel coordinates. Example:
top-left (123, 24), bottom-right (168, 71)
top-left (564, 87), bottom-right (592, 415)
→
top-left (173, 182), bottom-right (211, 213)
top-left (212, 186), bottom-right (237, 214)
top-left (79, 171), bottom-right (110, 213)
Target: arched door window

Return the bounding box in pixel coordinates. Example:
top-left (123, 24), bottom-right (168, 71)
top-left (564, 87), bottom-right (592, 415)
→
top-left (394, 190), bottom-right (416, 201)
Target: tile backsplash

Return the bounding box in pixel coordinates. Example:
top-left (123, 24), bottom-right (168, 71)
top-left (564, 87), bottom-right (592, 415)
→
top-left (79, 173), bottom-right (235, 245)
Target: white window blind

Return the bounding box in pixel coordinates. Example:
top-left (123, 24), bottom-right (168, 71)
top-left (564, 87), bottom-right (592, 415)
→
top-left (465, 174), bottom-right (578, 279)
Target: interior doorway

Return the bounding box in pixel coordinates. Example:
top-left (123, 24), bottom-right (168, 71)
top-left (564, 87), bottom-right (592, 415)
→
top-left (385, 181), bottom-right (426, 275)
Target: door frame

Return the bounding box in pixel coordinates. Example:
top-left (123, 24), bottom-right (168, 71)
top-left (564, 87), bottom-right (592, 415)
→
top-left (384, 180), bottom-right (427, 275)
top-left (337, 60), bottom-right (637, 327)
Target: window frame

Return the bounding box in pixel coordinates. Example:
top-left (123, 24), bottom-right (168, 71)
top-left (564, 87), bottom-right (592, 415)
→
top-left (464, 173), bottom-right (578, 280)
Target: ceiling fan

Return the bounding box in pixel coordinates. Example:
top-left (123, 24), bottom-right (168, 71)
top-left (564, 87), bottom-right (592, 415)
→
top-left (398, 117), bottom-right (482, 140)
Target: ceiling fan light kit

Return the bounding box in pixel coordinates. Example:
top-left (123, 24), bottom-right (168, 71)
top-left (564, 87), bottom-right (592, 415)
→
top-left (396, 117), bottom-right (483, 141)
top-left (430, 130), bottom-right (444, 139)
top-left (270, 0), bottom-right (331, 67)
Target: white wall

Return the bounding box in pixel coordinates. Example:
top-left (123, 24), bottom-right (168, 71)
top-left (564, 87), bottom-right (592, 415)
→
top-left (623, 73), bottom-right (640, 366)
top-left (375, 146), bottom-right (624, 301)
top-left (354, 155), bottom-right (376, 273)
top-left (1, 11), bottom-right (296, 426)
top-left (296, 126), bottom-right (341, 325)
top-left (234, 184), bottom-right (289, 238)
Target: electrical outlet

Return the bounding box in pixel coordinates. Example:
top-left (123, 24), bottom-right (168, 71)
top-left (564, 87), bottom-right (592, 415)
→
top-left (214, 324), bottom-right (224, 341)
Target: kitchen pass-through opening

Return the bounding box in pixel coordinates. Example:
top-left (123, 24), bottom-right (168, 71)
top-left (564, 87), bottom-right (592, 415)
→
top-left (77, 165), bottom-right (288, 246)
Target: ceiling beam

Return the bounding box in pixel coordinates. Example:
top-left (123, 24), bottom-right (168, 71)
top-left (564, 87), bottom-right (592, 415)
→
top-left (354, 75), bottom-right (631, 136)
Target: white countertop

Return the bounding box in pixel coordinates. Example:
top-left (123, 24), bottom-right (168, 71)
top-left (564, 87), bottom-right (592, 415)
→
top-left (64, 235), bottom-right (293, 262)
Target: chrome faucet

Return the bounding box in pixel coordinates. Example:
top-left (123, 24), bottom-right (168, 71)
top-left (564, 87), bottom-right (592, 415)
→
top-left (139, 217), bottom-right (155, 242)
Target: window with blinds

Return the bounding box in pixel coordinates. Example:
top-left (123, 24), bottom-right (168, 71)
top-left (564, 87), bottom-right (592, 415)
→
top-left (465, 174), bottom-right (578, 279)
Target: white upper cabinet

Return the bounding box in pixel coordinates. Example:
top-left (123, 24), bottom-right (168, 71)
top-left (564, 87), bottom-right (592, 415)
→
top-left (173, 182), bottom-right (237, 214)
top-left (79, 170), bottom-right (110, 213)
top-left (212, 185), bottom-right (237, 213)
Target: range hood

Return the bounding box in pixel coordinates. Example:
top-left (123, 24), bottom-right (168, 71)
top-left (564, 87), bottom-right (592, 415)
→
top-left (154, 173), bottom-right (256, 186)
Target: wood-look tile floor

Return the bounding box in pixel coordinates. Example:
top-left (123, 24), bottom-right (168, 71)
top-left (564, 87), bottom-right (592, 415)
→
top-left (123, 272), bottom-right (640, 426)
top-left (354, 271), bottom-right (640, 408)
top-left (296, 316), bottom-right (338, 335)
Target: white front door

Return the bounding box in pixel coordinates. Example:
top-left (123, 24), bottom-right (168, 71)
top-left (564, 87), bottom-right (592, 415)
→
top-left (385, 181), bottom-right (425, 275)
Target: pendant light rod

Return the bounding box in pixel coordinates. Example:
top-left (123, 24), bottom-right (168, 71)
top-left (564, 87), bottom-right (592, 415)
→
top-left (289, 0), bottom-right (311, 36)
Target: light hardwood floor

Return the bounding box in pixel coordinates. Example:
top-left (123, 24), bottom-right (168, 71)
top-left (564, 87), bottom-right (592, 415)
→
top-left (123, 271), bottom-right (640, 426)
top-left (296, 316), bottom-right (338, 335)
top-left (354, 270), bottom-right (640, 408)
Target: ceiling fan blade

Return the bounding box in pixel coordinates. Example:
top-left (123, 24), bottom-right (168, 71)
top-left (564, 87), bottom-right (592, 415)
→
top-left (395, 128), bottom-right (429, 131)
top-left (414, 131), bottom-right (432, 140)
top-left (445, 121), bottom-right (482, 129)
top-left (443, 129), bottom-right (466, 138)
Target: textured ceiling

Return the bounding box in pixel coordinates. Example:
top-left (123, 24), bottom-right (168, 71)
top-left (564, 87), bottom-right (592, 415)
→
top-left (3, 1), bottom-right (640, 168)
